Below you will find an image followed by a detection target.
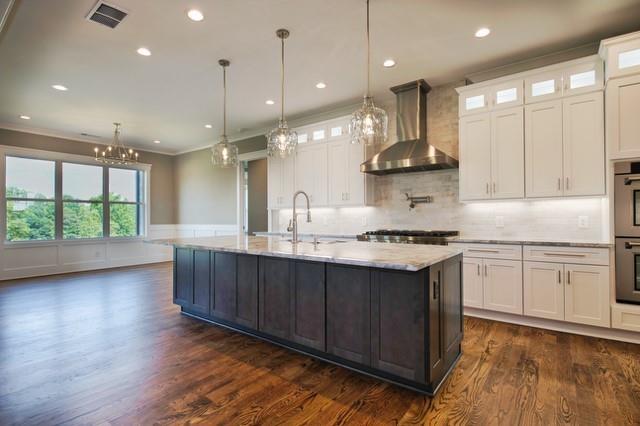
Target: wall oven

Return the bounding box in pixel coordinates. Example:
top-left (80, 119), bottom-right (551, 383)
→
top-left (614, 161), bottom-right (640, 304)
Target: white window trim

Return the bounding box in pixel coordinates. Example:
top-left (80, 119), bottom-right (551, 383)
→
top-left (1, 145), bottom-right (152, 246)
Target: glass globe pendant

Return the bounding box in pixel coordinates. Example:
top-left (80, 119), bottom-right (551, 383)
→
top-left (349, 0), bottom-right (388, 146)
top-left (267, 29), bottom-right (297, 158)
top-left (211, 59), bottom-right (238, 168)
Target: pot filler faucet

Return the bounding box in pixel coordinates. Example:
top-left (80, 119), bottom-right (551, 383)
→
top-left (287, 190), bottom-right (312, 244)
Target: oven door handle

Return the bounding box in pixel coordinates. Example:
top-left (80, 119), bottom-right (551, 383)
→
top-left (624, 176), bottom-right (640, 185)
top-left (624, 241), bottom-right (640, 249)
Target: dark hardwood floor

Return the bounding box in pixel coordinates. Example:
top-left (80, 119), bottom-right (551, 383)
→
top-left (1, 263), bottom-right (639, 425)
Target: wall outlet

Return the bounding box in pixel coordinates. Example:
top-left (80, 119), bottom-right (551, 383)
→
top-left (578, 215), bottom-right (589, 229)
top-left (495, 216), bottom-right (505, 228)
top-left (361, 216), bottom-right (368, 226)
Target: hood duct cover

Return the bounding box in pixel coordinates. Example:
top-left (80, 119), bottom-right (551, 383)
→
top-left (360, 80), bottom-right (458, 175)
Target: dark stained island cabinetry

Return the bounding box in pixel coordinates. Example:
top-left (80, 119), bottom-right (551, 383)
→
top-left (171, 243), bottom-right (462, 395)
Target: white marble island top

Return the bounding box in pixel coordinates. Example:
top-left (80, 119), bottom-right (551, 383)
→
top-left (147, 236), bottom-right (462, 272)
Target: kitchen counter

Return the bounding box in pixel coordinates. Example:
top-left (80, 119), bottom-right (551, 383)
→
top-left (452, 238), bottom-right (612, 249)
top-left (148, 235), bottom-right (462, 271)
top-left (253, 232), bottom-right (358, 240)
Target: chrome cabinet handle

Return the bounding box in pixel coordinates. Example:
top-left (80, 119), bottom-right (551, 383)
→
top-left (542, 252), bottom-right (586, 257)
top-left (624, 176), bottom-right (640, 185)
top-left (625, 242), bottom-right (640, 249)
top-left (468, 249), bottom-right (500, 253)
top-left (567, 270), bottom-right (571, 285)
top-left (484, 264), bottom-right (488, 276)
top-left (477, 264), bottom-right (480, 275)
top-left (486, 183), bottom-right (489, 194)
top-left (566, 177), bottom-right (570, 190)
top-left (557, 178), bottom-right (561, 190)
top-left (558, 270), bottom-right (561, 284)
top-left (493, 182), bottom-right (496, 193)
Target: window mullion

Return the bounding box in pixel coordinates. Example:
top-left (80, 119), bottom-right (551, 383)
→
top-left (103, 166), bottom-right (110, 237)
top-left (54, 160), bottom-right (63, 240)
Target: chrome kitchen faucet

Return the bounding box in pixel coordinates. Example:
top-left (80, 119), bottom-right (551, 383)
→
top-left (287, 190), bottom-right (312, 244)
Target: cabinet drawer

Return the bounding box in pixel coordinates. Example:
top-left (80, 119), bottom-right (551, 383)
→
top-left (449, 243), bottom-right (522, 260)
top-left (523, 245), bottom-right (609, 266)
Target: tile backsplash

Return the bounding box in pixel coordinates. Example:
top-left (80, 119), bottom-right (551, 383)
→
top-left (276, 169), bottom-right (609, 242)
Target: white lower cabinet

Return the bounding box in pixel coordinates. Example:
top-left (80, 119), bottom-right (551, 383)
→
top-left (483, 259), bottom-right (523, 314)
top-left (462, 258), bottom-right (484, 308)
top-left (523, 261), bottom-right (565, 321)
top-left (524, 260), bottom-right (610, 327)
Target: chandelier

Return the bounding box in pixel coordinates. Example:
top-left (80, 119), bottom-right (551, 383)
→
top-left (93, 123), bottom-right (139, 165)
top-left (349, 0), bottom-right (388, 146)
top-left (211, 59), bottom-right (239, 168)
top-left (267, 29), bottom-right (297, 158)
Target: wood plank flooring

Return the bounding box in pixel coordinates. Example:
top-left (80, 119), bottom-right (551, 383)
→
top-left (1, 263), bottom-right (639, 425)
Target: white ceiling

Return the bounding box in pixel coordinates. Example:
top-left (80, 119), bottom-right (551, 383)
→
top-left (1, 0), bottom-right (640, 154)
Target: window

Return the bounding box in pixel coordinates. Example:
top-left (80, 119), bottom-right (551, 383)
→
top-left (569, 70), bottom-right (595, 90)
top-left (496, 88), bottom-right (517, 104)
top-left (531, 79), bottom-right (555, 97)
top-left (5, 157), bottom-right (55, 241)
top-left (465, 94), bottom-right (485, 111)
top-left (63, 163), bottom-right (103, 239)
top-left (619, 48), bottom-right (640, 70)
top-left (4, 153), bottom-right (146, 242)
top-left (109, 168), bottom-right (143, 237)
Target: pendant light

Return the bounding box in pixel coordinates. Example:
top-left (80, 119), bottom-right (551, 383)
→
top-left (349, 0), bottom-right (388, 146)
top-left (211, 59), bottom-right (239, 168)
top-left (267, 29), bottom-right (298, 158)
top-left (93, 123), bottom-right (139, 165)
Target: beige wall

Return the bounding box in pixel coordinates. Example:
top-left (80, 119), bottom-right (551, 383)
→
top-left (0, 128), bottom-right (176, 224)
top-left (173, 135), bottom-right (267, 224)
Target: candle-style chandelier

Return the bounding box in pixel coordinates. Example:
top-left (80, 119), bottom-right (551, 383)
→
top-left (93, 123), bottom-right (139, 165)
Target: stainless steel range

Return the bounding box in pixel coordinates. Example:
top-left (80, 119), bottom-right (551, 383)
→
top-left (357, 230), bottom-right (459, 245)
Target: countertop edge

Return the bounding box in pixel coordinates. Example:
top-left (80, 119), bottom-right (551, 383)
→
top-left (451, 238), bottom-right (612, 249)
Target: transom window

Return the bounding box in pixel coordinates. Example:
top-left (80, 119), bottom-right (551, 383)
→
top-left (619, 48), bottom-right (640, 70)
top-left (531, 79), bottom-right (556, 97)
top-left (4, 155), bottom-right (146, 242)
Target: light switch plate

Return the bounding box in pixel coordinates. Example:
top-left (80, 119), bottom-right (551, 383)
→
top-left (495, 216), bottom-right (505, 228)
top-left (578, 216), bottom-right (589, 229)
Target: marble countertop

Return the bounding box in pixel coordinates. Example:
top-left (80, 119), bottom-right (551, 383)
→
top-left (147, 236), bottom-right (462, 271)
top-left (253, 232), bottom-right (358, 240)
top-left (451, 238), bottom-right (612, 249)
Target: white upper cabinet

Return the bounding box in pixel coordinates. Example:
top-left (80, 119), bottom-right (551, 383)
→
top-left (459, 113), bottom-right (492, 200)
top-left (563, 61), bottom-right (603, 97)
top-left (268, 155), bottom-right (295, 209)
top-left (491, 79), bottom-right (524, 110)
top-left (562, 92), bottom-right (605, 196)
top-left (295, 143), bottom-right (328, 206)
top-left (525, 100), bottom-right (564, 198)
top-left (600, 30), bottom-right (640, 80)
top-left (327, 140), bottom-right (348, 206)
top-left (490, 107), bottom-right (524, 199)
top-left (606, 74), bottom-right (640, 159)
top-left (458, 80), bottom-right (523, 116)
top-left (525, 70), bottom-right (563, 103)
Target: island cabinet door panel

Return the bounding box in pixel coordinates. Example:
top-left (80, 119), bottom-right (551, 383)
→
top-left (259, 257), bottom-right (293, 339)
top-left (211, 252), bottom-right (237, 322)
top-left (191, 250), bottom-right (211, 315)
top-left (326, 264), bottom-right (371, 365)
top-left (442, 256), bottom-right (463, 367)
top-left (174, 248), bottom-right (193, 307)
top-left (290, 261), bottom-right (326, 350)
top-left (371, 269), bottom-right (426, 383)
top-left (235, 254), bottom-right (258, 329)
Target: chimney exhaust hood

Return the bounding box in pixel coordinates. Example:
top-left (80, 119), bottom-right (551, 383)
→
top-left (360, 80), bottom-right (458, 175)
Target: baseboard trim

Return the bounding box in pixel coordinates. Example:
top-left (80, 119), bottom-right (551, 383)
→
top-left (465, 307), bottom-right (640, 344)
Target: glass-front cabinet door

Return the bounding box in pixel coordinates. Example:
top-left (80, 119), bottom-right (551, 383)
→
top-left (562, 60), bottom-right (604, 97)
top-left (490, 79), bottom-right (523, 110)
top-left (525, 70), bottom-right (563, 103)
top-left (458, 87), bottom-right (490, 117)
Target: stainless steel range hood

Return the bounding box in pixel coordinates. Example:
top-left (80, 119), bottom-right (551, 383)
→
top-left (360, 80), bottom-right (458, 175)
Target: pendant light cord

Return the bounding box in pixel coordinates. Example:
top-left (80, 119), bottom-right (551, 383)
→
top-left (281, 36), bottom-right (285, 121)
top-left (222, 64), bottom-right (227, 137)
top-left (366, 0), bottom-right (371, 97)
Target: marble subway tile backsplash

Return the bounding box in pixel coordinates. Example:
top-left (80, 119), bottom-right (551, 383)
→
top-left (276, 169), bottom-right (608, 242)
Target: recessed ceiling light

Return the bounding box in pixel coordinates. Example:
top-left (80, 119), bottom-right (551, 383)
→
top-left (52, 84), bottom-right (68, 91)
top-left (205, 124), bottom-right (212, 128)
top-left (19, 115), bottom-right (31, 120)
top-left (265, 100), bottom-right (275, 105)
top-left (137, 47), bottom-right (151, 56)
top-left (475, 27), bottom-right (491, 38)
top-left (315, 82), bottom-right (326, 89)
top-left (153, 140), bottom-right (161, 144)
top-left (383, 59), bottom-right (396, 68)
top-left (187, 9), bottom-right (204, 21)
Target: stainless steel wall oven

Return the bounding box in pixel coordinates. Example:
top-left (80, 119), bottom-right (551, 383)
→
top-left (614, 161), bottom-right (640, 304)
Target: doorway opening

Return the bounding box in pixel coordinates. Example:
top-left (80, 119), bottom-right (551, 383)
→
top-left (241, 158), bottom-right (268, 235)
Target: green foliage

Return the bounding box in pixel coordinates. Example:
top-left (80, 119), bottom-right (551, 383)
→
top-left (6, 187), bottom-right (139, 241)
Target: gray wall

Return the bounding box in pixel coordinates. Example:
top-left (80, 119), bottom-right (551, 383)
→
top-left (173, 135), bottom-right (267, 224)
top-left (0, 128), bottom-right (176, 224)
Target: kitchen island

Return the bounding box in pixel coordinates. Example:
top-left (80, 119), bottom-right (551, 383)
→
top-left (148, 235), bottom-right (463, 395)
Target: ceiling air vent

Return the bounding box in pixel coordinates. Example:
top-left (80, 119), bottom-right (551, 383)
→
top-left (86, 1), bottom-right (128, 29)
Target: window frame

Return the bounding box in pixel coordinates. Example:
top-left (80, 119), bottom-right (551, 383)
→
top-left (1, 145), bottom-right (151, 246)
